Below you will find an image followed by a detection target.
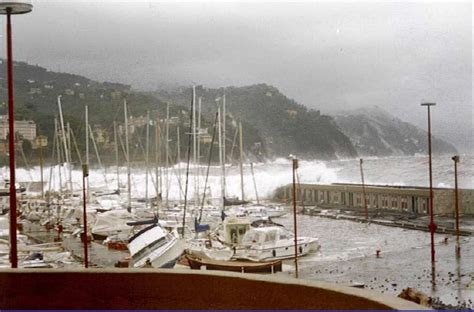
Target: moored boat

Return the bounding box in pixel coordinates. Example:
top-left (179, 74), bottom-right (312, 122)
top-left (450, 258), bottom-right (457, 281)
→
top-left (235, 225), bottom-right (320, 261)
top-left (185, 254), bottom-right (282, 273)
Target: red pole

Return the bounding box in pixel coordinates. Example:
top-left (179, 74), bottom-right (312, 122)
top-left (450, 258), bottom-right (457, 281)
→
top-left (422, 103), bottom-right (437, 264)
top-left (6, 9), bottom-right (18, 269)
top-left (452, 155), bottom-right (460, 257)
top-left (292, 158), bottom-right (299, 278)
top-left (82, 164), bottom-right (89, 268)
top-left (360, 158), bottom-right (368, 220)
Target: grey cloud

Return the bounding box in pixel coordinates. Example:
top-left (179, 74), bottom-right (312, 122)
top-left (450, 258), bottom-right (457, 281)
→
top-left (4, 0), bottom-right (472, 151)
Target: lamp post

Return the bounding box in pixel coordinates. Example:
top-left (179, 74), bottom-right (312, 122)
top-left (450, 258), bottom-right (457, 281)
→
top-left (291, 156), bottom-right (299, 278)
top-left (421, 102), bottom-right (437, 264)
top-left (82, 164), bottom-right (89, 268)
top-left (0, 0), bottom-right (33, 269)
top-left (35, 136), bottom-right (47, 199)
top-left (360, 158), bottom-right (368, 220)
top-left (452, 155), bottom-right (460, 257)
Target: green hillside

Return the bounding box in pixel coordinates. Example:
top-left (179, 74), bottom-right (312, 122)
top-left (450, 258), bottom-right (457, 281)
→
top-left (154, 84), bottom-right (357, 159)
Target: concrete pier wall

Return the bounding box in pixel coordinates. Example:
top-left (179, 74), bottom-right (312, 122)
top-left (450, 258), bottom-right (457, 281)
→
top-left (275, 183), bottom-right (474, 215)
top-left (0, 269), bottom-right (424, 310)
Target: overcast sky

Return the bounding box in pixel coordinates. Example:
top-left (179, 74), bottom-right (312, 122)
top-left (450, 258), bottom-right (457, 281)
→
top-left (4, 0), bottom-right (473, 150)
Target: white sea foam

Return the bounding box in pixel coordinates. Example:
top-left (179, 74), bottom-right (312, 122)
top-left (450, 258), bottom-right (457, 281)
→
top-left (7, 154), bottom-right (474, 200)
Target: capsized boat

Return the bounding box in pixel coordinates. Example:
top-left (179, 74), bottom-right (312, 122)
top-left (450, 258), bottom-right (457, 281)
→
top-left (127, 224), bottom-right (185, 268)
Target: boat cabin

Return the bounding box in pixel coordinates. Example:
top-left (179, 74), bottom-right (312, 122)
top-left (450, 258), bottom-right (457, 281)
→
top-left (221, 217), bottom-right (251, 245)
top-left (241, 226), bottom-right (293, 246)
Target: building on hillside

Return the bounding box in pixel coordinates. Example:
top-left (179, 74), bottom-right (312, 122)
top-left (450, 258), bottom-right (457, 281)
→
top-left (0, 116), bottom-right (36, 142)
top-left (93, 126), bottom-right (108, 144)
top-left (110, 90), bottom-right (122, 100)
top-left (28, 88), bottom-right (42, 95)
top-left (128, 116), bottom-right (147, 134)
top-left (286, 109), bottom-right (297, 118)
top-left (200, 134), bottom-right (212, 144)
top-left (169, 116), bottom-right (180, 125)
top-left (33, 135), bottom-right (48, 149)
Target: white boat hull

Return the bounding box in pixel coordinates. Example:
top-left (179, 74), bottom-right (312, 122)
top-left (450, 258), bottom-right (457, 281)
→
top-left (236, 238), bottom-right (320, 262)
top-left (128, 224), bottom-right (186, 268)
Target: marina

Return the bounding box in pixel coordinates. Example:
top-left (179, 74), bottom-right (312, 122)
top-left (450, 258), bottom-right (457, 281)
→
top-left (12, 189), bottom-right (474, 309)
top-left (2, 155), bottom-right (473, 310)
top-left (0, 0), bottom-right (471, 310)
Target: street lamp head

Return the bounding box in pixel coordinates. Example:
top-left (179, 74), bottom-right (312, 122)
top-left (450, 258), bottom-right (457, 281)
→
top-left (0, 0), bottom-right (32, 14)
top-left (452, 155), bottom-right (460, 163)
top-left (421, 102), bottom-right (436, 107)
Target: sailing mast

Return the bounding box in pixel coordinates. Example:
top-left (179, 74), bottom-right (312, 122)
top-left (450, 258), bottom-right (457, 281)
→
top-left (145, 111), bottom-right (150, 209)
top-left (54, 118), bottom-right (62, 199)
top-left (239, 121), bottom-right (244, 201)
top-left (181, 86), bottom-right (195, 236)
top-left (124, 99), bottom-right (131, 211)
top-left (176, 125), bottom-right (182, 203)
top-left (192, 86), bottom-right (197, 206)
top-left (85, 104), bottom-right (90, 201)
top-left (113, 121), bottom-right (120, 191)
top-left (217, 107), bottom-right (224, 209)
top-left (66, 122), bottom-right (73, 194)
top-left (165, 103), bottom-right (170, 208)
top-left (155, 118), bottom-right (161, 209)
top-left (57, 95), bottom-right (72, 195)
top-left (222, 93), bottom-right (226, 199)
top-left (197, 96), bottom-right (202, 205)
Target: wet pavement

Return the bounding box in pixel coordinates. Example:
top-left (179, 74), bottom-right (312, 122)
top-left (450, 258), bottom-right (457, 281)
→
top-left (21, 212), bottom-right (473, 309)
top-left (278, 213), bottom-right (474, 309)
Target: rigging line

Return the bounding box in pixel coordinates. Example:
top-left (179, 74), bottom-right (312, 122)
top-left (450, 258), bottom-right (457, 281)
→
top-left (129, 130), bottom-right (140, 166)
top-left (19, 144), bottom-right (32, 180)
top-left (133, 121), bottom-right (147, 160)
top-left (89, 124), bottom-right (108, 185)
top-left (54, 118), bottom-right (64, 194)
top-left (228, 128), bottom-right (239, 166)
top-left (117, 125), bottom-right (128, 162)
top-left (250, 162), bottom-right (260, 204)
top-left (69, 128), bottom-right (83, 165)
top-left (181, 87), bottom-right (194, 236)
top-left (295, 169), bottom-right (305, 211)
top-left (47, 128), bottom-right (57, 204)
top-left (129, 121), bottom-right (157, 196)
top-left (164, 140), bottom-right (177, 202)
top-left (199, 111), bottom-right (219, 223)
top-left (169, 143), bottom-right (185, 200)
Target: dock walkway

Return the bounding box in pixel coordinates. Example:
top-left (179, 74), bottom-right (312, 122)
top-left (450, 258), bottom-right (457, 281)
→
top-left (301, 206), bottom-right (474, 236)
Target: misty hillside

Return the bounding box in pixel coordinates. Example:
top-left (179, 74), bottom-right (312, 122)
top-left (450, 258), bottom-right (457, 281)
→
top-left (334, 106), bottom-right (457, 156)
top-left (154, 84), bottom-right (357, 160)
top-left (0, 60), bottom-right (267, 164)
top-left (1, 60), bottom-right (456, 162)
